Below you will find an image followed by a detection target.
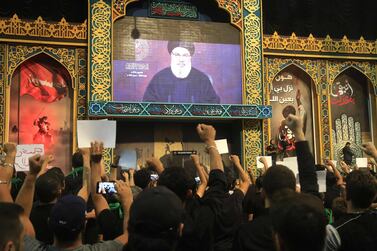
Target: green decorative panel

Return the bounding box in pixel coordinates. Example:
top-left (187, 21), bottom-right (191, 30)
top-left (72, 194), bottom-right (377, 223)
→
top-left (89, 101), bottom-right (272, 119)
top-left (76, 48), bottom-right (87, 120)
top-left (89, 0), bottom-right (112, 102)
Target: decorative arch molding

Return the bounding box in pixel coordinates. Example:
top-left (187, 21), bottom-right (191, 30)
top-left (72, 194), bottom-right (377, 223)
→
top-left (90, 0), bottom-right (263, 171)
top-left (112, 0), bottom-right (243, 29)
top-left (0, 44), bottom-right (88, 148)
top-left (263, 57), bottom-right (328, 161)
top-left (264, 58), bottom-right (321, 95)
top-left (7, 46), bottom-right (77, 89)
top-left (327, 61), bottom-right (377, 95)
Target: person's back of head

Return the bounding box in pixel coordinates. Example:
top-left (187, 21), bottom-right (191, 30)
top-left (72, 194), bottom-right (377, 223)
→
top-left (271, 191), bottom-right (326, 251)
top-left (127, 186), bottom-right (184, 251)
top-left (134, 169), bottom-right (152, 189)
top-left (0, 202), bottom-right (24, 251)
top-left (158, 166), bottom-right (195, 201)
top-left (49, 195), bottom-right (86, 244)
top-left (46, 167), bottom-right (65, 188)
top-left (332, 197), bottom-right (347, 222)
top-left (72, 152), bottom-right (83, 169)
top-left (36, 172), bottom-right (63, 203)
top-left (346, 170), bottom-right (377, 209)
top-left (262, 165), bottom-right (296, 201)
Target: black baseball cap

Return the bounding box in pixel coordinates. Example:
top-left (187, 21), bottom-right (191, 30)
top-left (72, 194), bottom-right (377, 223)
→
top-left (128, 186), bottom-right (184, 238)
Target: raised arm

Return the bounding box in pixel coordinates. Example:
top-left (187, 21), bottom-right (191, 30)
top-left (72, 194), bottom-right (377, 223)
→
top-left (89, 141), bottom-right (110, 216)
top-left (361, 142), bottom-right (377, 162)
top-left (191, 154), bottom-right (208, 198)
top-left (15, 154), bottom-right (44, 217)
top-left (246, 167), bottom-right (256, 185)
top-left (258, 157), bottom-right (269, 176)
top-left (325, 159), bottom-right (344, 186)
top-left (109, 155), bottom-right (120, 181)
top-left (37, 155), bottom-right (54, 177)
top-left (0, 143), bottom-right (17, 202)
top-left (285, 114), bottom-right (318, 195)
top-left (114, 176), bottom-right (133, 245)
top-left (77, 148), bottom-right (90, 202)
top-left (196, 124), bottom-right (223, 172)
top-left (230, 155), bottom-right (251, 195)
top-left (339, 160), bottom-right (350, 175)
top-left (146, 157), bottom-right (164, 174)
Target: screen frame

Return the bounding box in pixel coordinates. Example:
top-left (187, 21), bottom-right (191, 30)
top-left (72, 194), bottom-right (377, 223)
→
top-left (88, 15), bottom-right (271, 120)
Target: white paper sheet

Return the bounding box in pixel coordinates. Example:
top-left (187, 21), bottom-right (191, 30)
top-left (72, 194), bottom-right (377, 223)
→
top-left (316, 170), bottom-right (327, 193)
top-left (15, 144), bottom-right (44, 172)
top-left (356, 158), bottom-right (368, 168)
top-left (215, 139), bottom-right (229, 154)
top-left (77, 120), bottom-right (116, 148)
top-left (282, 157), bottom-right (299, 176)
top-left (119, 149), bottom-right (137, 170)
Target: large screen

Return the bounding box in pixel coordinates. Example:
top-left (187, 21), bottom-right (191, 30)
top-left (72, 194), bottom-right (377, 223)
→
top-left (113, 17), bottom-right (242, 104)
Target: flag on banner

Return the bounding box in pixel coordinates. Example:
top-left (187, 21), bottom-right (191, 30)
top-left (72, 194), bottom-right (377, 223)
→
top-left (20, 61), bottom-right (68, 103)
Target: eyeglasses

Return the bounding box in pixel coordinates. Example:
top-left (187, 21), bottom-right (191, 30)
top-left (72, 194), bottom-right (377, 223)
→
top-left (171, 52), bottom-right (191, 58)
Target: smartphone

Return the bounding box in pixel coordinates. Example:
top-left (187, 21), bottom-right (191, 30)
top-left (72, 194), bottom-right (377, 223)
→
top-left (194, 176), bottom-right (201, 185)
top-left (96, 181), bottom-right (117, 194)
top-left (150, 173), bottom-right (159, 181)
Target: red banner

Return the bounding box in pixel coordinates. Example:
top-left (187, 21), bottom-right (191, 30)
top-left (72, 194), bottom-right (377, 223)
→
top-left (20, 61), bottom-right (67, 103)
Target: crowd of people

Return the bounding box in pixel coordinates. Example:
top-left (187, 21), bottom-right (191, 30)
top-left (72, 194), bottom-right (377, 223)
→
top-left (0, 113), bottom-right (376, 251)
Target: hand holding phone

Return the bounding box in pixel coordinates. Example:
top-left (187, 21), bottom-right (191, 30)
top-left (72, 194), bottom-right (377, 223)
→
top-left (96, 181), bottom-right (117, 194)
top-left (150, 173), bottom-right (159, 181)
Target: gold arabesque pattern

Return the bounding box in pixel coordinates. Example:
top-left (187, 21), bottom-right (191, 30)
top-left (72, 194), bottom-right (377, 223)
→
top-left (7, 45), bottom-right (76, 86)
top-left (243, 120), bottom-right (262, 172)
top-left (112, 0), bottom-right (243, 28)
top-left (242, 0), bottom-right (264, 170)
top-left (89, 0), bottom-right (114, 171)
top-left (215, 0), bottom-right (243, 29)
top-left (243, 0), bottom-right (263, 105)
top-left (318, 61), bottom-right (331, 158)
top-left (90, 0), bottom-right (112, 102)
top-left (263, 32), bottom-right (377, 55)
top-left (0, 14), bottom-right (87, 40)
top-left (327, 61), bottom-right (377, 92)
top-left (264, 57), bottom-right (321, 94)
top-left (2, 44), bottom-right (84, 162)
top-left (113, 0), bottom-right (140, 21)
top-left (1, 15), bottom-right (377, 57)
top-left (76, 48), bottom-right (87, 120)
top-left (0, 44), bottom-right (6, 145)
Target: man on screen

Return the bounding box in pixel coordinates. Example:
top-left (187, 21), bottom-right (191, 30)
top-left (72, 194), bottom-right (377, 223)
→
top-left (143, 41), bottom-right (220, 103)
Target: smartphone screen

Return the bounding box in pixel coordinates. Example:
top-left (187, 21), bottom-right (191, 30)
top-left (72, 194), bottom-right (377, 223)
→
top-left (150, 174), bottom-right (159, 181)
top-left (194, 176), bottom-right (201, 185)
top-left (97, 181), bottom-right (117, 194)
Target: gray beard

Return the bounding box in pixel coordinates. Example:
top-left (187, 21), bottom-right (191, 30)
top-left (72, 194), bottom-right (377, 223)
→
top-left (171, 64), bottom-right (191, 79)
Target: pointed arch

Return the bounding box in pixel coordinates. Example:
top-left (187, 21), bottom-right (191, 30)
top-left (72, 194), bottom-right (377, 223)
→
top-left (330, 65), bottom-right (373, 161)
top-left (265, 58), bottom-right (320, 95)
top-left (330, 65), bottom-right (376, 95)
top-left (327, 62), bottom-right (377, 95)
top-left (8, 53), bottom-right (74, 174)
top-left (268, 63), bottom-right (318, 159)
top-left (269, 63), bottom-right (318, 94)
top-left (8, 51), bottom-right (74, 90)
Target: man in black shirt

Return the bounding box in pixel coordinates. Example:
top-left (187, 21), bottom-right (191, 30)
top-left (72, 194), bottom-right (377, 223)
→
top-left (64, 152), bottom-right (83, 195)
top-left (30, 169), bottom-right (64, 244)
top-left (326, 169), bottom-right (377, 251)
top-left (152, 124), bottom-right (249, 251)
top-left (143, 41), bottom-right (220, 103)
top-left (342, 142), bottom-right (354, 166)
top-left (233, 114), bottom-right (320, 251)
